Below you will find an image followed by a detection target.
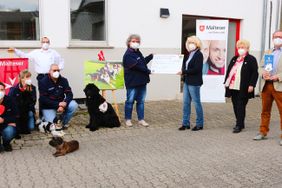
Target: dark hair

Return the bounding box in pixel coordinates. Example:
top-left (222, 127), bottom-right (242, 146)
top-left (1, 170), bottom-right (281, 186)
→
top-left (0, 82), bottom-right (5, 88)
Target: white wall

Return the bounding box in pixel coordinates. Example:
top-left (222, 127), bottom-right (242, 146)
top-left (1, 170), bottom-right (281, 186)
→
top-left (109, 0), bottom-right (264, 50)
top-left (0, 0), bottom-right (271, 102)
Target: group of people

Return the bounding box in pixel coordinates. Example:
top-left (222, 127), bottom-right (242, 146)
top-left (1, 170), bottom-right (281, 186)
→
top-left (1, 30), bottom-right (282, 152)
top-left (124, 31), bottom-right (282, 145)
top-left (0, 37), bottom-right (78, 152)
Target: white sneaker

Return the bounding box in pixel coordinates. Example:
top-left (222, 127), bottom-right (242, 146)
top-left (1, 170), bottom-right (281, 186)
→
top-left (253, 134), bottom-right (266, 140)
top-left (138, 120), bottom-right (149, 127)
top-left (63, 124), bottom-right (70, 129)
top-left (125, 120), bottom-right (133, 127)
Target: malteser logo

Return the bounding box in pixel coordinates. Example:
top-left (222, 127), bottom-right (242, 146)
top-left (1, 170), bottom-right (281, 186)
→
top-left (199, 25), bottom-right (205, 32)
top-left (200, 25), bottom-right (226, 32)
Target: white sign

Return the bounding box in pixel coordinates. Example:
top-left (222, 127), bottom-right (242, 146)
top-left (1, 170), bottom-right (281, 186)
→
top-left (196, 20), bottom-right (229, 102)
top-left (150, 54), bottom-right (183, 74)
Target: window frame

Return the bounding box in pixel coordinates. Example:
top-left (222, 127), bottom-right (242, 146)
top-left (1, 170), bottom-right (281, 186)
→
top-left (68, 0), bottom-right (109, 48)
top-left (0, 0), bottom-right (42, 48)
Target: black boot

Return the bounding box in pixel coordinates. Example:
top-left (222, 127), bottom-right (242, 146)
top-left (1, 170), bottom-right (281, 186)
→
top-left (3, 143), bottom-right (12, 152)
top-left (233, 126), bottom-right (241, 133)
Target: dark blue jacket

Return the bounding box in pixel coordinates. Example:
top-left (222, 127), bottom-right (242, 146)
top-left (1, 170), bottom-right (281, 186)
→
top-left (39, 75), bottom-right (73, 110)
top-left (0, 96), bottom-right (16, 127)
top-left (123, 48), bottom-right (153, 88)
top-left (181, 49), bottom-right (203, 86)
top-left (8, 83), bottom-right (36, 115)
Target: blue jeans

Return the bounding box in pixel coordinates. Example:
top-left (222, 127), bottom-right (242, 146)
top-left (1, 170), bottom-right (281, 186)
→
top-left (125, 85), bottom-right (147, 120)
top-left (0, 125), bottom-right (17, 145)
top-left (28, 111), bottom-right (35, 131)
top-left (42, 100), bottom-right (78, 125)
top-left (182, 83), bottom-right (204, 127)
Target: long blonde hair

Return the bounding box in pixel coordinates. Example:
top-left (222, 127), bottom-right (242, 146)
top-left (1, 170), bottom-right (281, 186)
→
top-left (19, 69), bottom-right (32, 91)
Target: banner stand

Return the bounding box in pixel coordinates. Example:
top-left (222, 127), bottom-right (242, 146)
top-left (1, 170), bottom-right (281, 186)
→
top-left (102, 90), bottom-right (120, 120)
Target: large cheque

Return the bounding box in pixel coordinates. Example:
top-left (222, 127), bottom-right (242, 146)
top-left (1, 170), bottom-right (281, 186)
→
top-left (150, 54), bottom-right (183, 74)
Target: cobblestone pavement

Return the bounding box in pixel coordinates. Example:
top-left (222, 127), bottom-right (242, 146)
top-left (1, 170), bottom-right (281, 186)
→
top-left (1, 98), bottom-right (282, 188)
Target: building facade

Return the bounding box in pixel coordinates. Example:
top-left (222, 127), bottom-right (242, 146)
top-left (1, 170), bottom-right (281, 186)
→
top-left (0, 0), bottom-right (281, 102)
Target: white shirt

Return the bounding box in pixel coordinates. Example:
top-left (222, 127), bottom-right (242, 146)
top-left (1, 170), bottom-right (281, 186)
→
top-left (14, 48), bottom-right (64, 74)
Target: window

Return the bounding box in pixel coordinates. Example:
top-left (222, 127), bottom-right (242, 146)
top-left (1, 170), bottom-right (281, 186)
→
top-left (70, 0), bottom-right (106, 41)
top-left (0, 0), bottom-right (39, 40)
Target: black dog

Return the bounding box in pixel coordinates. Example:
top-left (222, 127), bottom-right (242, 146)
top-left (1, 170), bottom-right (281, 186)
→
top-left (83, 83), bottom-right (120, 131)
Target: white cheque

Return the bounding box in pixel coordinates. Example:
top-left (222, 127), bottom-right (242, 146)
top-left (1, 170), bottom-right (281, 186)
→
top-left (150, 54), bottom-right (183, 74)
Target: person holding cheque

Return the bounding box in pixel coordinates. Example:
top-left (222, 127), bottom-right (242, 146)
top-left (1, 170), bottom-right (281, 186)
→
top-left (122, 34), bottom-right (153, 127)
top-left (224, 40), bottom-right (258, 133)
top-left (178, 36), bottom-right (204, 131)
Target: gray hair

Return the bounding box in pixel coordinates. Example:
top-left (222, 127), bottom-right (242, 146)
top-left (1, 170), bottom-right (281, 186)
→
top-left (126, 34), bottom-right (141, 47)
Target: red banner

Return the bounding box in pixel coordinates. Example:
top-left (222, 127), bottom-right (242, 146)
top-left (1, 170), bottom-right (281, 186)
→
top-left (0, 58), bottom-right (29, 94)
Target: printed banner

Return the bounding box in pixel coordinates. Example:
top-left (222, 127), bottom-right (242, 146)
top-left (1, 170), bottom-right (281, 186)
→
top-left (84, 60), bottom-right (124, 90)
top-left (0, 58), bottom-right (29, 94)
top-left (196, 20), bottom-right (229, 102)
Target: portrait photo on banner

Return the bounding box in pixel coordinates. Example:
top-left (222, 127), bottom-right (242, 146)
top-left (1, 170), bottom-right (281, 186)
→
top-left (84, 60), bottom-right (124, 90)
top-left (201, 40), bottom-right (226, 76)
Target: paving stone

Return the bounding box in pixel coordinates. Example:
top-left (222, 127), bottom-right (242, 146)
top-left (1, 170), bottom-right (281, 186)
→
top-left (1, 98), bottom-right (282, 187)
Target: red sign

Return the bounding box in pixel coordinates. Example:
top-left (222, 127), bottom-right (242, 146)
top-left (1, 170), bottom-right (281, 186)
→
top-left (0, 58), bottom-right (29, 94)
top-left (199, 25), bottom-right (205, 32)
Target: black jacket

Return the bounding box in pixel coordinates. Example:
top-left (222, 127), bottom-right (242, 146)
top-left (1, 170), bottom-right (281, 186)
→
top-left (39, 75), bottom-right (73, 109)
top-left (224, 54), bottom-right (258, 98)
top-left (122, 48), bottom-right (152, 88)
top-left (181, 49), bottom-right (203, 86)
top-left (0, 96), bottom-right (16, 126)
top-left (8, 83), bottom-right (37, 115)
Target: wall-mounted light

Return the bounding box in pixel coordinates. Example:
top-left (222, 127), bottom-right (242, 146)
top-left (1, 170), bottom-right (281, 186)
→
top-left (160, 8), bottom-right (170, 18)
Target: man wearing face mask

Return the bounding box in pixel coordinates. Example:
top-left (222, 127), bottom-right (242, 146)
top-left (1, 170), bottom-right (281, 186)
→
top-left (8, 36), bottom-right (64, 81)
top-left (0, 82), bottom-right (17, 152)
top-left (254, 30), bottom-right (282, 144)
top-left (8, 70), bottom-right (37, 138)
top-left (122, 34), bottom-right (153, 127)
top-left (224, 40), bottom-right (258, 133)
top-left (38, 64), bottom-right (78, 129)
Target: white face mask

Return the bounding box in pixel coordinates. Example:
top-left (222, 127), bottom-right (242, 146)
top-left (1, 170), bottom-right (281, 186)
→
top-left (237, 49), bottom-right (246, 56)
top-left (52, 71), bottom-right (60, 78)
top-left (0, 91), bottom-right (4, 100)
top-left (273, 38), bottom-right (282, 46)
top-left (187, 43), bottom-right (196, 52)
top-left (130, 42), bottom-right (140, 49)
top-left (25, 79), bottom-right (32, 85)
top-left (42, 43), bottom-right (50, 50)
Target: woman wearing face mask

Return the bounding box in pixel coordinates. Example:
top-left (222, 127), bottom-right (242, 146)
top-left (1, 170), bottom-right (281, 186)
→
top-left (224, 40), bottom-right (258, 133)
top-left (178, 36), bottom-right (204, 131)
top-left (8, 70), bottom-right (36, 137)
top-left (122, 34), bottom-right (153, 127)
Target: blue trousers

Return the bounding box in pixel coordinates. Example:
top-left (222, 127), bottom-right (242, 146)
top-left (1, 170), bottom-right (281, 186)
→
top-left (0, 125), bottom-right (17, 145)
top-left (182, 83), bottom-right (204, 127)
top-left (42, 100), bottom-right (78, 125)
top-left (125, 85), bottom-right (147, 120)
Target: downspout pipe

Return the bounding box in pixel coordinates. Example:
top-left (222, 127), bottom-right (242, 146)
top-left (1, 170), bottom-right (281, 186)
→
top-left (261, 0), bottom-right (268, 60)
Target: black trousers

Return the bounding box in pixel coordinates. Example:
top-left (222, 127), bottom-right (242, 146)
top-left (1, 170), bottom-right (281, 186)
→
top-left (230, 90), bottom-right (249, 129)
top-left (36, 73), bottom-right (48, 119)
